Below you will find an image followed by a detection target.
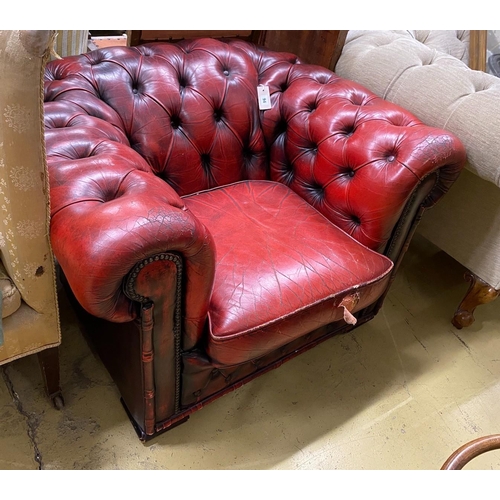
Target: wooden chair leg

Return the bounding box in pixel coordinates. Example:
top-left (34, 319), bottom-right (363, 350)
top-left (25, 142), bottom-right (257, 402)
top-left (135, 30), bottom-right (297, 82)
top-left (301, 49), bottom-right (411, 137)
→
top-left (37, 346), bottom-right (64, 409)
top-left (452, 271), bottom-right (499, 329)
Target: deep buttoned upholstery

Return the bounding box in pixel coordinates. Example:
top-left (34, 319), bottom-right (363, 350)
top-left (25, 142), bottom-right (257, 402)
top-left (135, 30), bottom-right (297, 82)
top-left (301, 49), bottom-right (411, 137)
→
top-left (43, 38), bottom-right (466, 438)
top-left (336, 30), bottom-right (500, 329)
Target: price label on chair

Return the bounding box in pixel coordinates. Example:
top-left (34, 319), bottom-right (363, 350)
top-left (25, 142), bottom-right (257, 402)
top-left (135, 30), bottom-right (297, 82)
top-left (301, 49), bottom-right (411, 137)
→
top-left (257, 85), bottom-right (272, 110)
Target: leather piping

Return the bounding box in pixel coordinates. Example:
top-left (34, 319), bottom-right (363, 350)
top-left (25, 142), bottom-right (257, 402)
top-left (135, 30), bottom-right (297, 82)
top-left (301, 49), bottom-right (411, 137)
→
top-left (123, 252), bottom-right (183, 417)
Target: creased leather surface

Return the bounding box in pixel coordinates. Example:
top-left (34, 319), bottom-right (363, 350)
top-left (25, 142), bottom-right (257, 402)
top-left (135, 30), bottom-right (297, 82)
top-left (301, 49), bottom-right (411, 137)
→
top-left (44, 40), bottom-right (268, 195)
top-left (48, 161), bottom-right (215, 343)
top-left (230, 40), bottom-right (466, 250)
top-left (43, 37), bottom-right (466, 340)
top-left (185, 181), bottom-right (393, 365)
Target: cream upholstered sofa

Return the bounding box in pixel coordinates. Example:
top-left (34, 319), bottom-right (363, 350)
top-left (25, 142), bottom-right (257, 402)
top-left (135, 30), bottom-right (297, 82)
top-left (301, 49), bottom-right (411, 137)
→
top-left (0, 31), bottom-right (62, 406)
top-left (336, 30), bottom-right (500, 329)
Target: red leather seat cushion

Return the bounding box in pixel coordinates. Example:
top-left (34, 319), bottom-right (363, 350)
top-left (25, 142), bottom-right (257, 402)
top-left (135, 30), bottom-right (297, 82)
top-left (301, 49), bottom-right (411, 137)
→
top-left (184, 181), bottom-right (393, 366)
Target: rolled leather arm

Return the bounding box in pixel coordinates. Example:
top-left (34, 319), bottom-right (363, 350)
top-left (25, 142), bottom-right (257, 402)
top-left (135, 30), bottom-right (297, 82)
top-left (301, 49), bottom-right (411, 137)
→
top-left (256, 63), bottom-right (466, 251)
top-left (337, 30), bottom-right (500, 189)
top-left (48, 143), bottom-right (216, 339)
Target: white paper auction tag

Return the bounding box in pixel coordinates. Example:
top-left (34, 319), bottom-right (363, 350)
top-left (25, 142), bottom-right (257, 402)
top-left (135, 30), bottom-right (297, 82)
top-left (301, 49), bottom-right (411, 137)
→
top-left (257, 85), bottom-right (272, 110)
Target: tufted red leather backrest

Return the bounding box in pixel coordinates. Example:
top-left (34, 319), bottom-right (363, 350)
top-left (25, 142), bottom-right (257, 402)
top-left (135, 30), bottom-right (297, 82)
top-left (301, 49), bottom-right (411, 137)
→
top-left (44, 39), bottom-right (269, 197)
top-left (231, 40), bottom-right (464, 251)
top-left (44, 38), bottom-right (465, 252)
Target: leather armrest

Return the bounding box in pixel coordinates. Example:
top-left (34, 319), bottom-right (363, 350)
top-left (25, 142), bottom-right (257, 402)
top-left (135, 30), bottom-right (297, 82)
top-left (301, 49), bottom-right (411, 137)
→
top-left (260, 64), bottom-right (466, 251)
top-left (337, 30), bottom-right (500, 190)
top-left (44, 97), bottom-right (216, 343)
top-left (50, 157), bottom-right (215, 335)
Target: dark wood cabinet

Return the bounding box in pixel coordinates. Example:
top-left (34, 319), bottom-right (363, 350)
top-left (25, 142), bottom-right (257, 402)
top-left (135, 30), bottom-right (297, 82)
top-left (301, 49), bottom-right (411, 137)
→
top-left (127, 30), bottom-right (258, 46)
top-left (257, 30), bottom-right (348, 71)
top-left (127, 30), bottom-right (348, 71)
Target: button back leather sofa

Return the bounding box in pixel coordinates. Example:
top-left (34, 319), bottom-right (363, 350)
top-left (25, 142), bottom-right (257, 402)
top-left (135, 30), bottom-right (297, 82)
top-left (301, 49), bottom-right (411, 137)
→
top-left (43, 37), bottom-right (466, 440)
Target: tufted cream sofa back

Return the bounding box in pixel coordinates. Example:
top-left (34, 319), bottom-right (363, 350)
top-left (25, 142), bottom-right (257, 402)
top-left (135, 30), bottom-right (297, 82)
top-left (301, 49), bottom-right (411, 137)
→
top-left (409, 30), bottom-right (469, 63)
top-left (337, 30), bottom-right (500, 188)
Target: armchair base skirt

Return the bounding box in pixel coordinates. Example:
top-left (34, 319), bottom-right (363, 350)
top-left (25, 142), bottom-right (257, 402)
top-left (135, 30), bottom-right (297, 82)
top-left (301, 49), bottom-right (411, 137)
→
top-left (65, 274), bottom-right (378, 440)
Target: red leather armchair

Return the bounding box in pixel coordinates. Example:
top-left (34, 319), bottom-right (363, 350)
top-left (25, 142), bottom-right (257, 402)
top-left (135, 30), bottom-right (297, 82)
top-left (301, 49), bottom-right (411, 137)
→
top-left (43, 38), bottom-right (466, 440)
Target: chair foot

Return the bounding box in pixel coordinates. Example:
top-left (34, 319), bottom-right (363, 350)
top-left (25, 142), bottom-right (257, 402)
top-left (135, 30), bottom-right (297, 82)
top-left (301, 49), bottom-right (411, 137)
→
top-left (37, 346), bottom-right (63, 408)
top-left (452, 271), bottom-right (499, 329)
top-left (120, 398), bottom-right (189, 441)
top-left (51, 394), bottom-right (65, 410)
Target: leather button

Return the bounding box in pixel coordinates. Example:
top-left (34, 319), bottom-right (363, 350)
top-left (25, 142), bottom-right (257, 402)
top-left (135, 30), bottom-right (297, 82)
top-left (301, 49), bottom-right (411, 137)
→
top-left (171, 116), bottom-right (181, 129)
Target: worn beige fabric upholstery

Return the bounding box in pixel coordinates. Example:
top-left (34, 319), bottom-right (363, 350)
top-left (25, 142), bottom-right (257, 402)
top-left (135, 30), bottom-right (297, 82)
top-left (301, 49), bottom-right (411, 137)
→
top-left (337, 30), bottom-right (500, 295)
top-left (0, 30), bottom-right (60, 364)
top-left (410, 31), bottom-right (469, 62)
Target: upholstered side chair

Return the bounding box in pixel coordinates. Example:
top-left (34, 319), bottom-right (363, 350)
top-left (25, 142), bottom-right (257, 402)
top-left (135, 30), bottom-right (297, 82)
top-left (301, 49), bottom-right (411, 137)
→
top-left (0, 30), bottom-right (62, 407)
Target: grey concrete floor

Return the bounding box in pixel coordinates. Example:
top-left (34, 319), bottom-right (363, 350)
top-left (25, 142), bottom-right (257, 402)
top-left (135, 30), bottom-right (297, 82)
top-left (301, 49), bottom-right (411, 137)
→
top-left (1, 233), bottom-right (500, 470)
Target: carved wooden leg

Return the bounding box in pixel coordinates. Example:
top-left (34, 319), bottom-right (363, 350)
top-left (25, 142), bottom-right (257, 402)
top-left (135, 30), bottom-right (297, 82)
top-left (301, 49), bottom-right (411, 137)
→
top-left (37, 346), bottom-right (64, 409)
top-left (452, 271), bottom-right (500, 329)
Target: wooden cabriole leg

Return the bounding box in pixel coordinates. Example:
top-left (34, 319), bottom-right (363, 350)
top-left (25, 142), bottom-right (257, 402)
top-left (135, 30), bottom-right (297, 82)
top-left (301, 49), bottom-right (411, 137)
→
top-left (452, 271), bottom-right (500, 329)
top-left (37, 346), bottom-right (64, 409)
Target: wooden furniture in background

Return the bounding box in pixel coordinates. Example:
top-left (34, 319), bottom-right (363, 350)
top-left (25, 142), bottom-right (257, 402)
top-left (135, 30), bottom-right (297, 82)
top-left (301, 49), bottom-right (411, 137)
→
top-left (127, 30), bottom-right (348, 72)
top-left (127, 30), bottom-right (260, 46)
top-left (258, 30), bottom-right (348, 71)
top-left (452, 271), bottom-right (500, 329)
top-left (469, 30), bottom-right (488, 71)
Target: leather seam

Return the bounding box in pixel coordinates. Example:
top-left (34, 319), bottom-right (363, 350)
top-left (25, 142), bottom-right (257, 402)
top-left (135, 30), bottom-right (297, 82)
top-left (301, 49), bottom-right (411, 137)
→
top-left (208, 268), bottom-right (393, 343)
